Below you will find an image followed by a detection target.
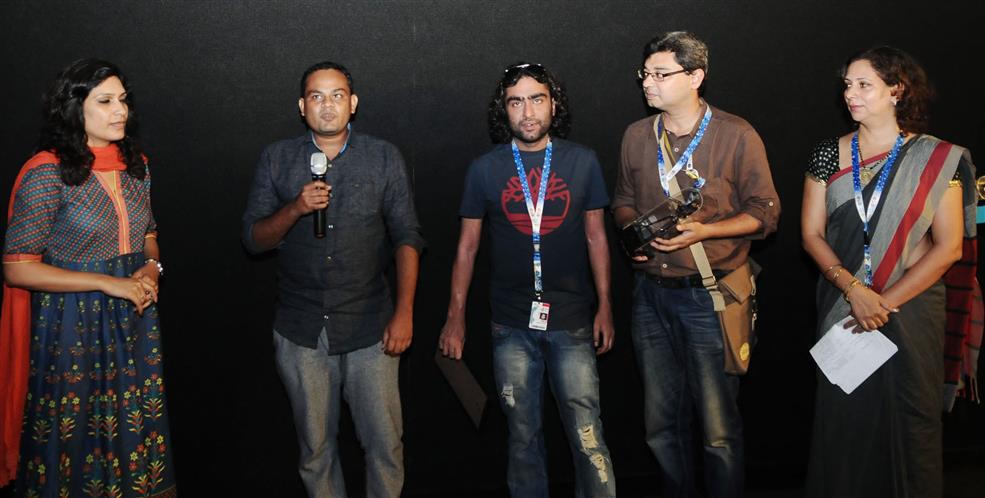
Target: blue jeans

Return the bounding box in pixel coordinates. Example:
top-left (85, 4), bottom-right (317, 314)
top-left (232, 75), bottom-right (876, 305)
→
top-left (491, 322), bottom-right (617, 498)
top-left (631, 276), bottom-right (744, 498)
top-left (273, 330), bottom-right (403, 498)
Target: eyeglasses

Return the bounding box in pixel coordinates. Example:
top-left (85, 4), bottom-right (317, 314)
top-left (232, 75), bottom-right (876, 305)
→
top-left (637, 68), bottom-right (689, 82)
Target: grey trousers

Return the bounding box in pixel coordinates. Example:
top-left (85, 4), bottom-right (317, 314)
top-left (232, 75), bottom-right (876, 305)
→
top-left (274, 331), bottom-right (403, 498)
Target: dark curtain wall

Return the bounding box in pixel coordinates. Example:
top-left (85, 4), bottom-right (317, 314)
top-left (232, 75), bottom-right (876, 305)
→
top-left (2, 1), bottom-right (984, 496)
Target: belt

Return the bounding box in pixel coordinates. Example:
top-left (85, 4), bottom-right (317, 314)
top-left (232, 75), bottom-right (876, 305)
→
top-left (644, 270), bottom-right (729, 289)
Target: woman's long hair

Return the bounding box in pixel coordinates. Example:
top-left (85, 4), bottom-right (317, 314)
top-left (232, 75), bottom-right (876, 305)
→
top-left (37, 58), bottom-right (145, 186)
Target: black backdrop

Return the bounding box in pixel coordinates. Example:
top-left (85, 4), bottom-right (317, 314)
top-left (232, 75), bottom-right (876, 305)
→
top-left (1, 1), bottom-right (984, 496)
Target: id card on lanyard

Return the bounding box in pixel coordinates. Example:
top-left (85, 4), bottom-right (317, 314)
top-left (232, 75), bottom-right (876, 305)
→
top-left (511, 139), bottom-right (553, 330)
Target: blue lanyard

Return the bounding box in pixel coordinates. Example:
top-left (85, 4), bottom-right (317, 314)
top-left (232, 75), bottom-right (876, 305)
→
top-left (511, 139), bottom-right (553, 299)
top-left (851, 131), bottom-right (905, 286)
top-left (656, 105), bottom-right (712, 196)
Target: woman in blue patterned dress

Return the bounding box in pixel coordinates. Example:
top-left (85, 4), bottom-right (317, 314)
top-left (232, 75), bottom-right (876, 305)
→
top-left (1, 59), bottom-right (176, 496)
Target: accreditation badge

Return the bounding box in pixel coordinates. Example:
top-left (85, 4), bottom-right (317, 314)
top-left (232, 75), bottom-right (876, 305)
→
top-left (528, 301), bottom-right (550, 331)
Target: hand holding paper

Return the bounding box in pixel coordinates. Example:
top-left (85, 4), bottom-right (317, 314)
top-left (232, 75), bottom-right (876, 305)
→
top-left (810, 316), bottom-right (898, 394)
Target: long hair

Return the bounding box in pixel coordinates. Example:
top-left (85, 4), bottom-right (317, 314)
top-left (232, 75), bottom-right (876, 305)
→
top-left (843, 46), bottom-right (934, 134)
top-left (487, 62), bottom-right (571, 144)
top-left (37, 58), bottom-right (145, 186)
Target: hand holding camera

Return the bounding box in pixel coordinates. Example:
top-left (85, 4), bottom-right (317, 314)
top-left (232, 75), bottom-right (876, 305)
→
top-left (619, 188), bottom-right (703, 257)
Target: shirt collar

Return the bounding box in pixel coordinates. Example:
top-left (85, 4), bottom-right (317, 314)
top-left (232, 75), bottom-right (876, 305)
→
top-left (665, 101), bottom-right (709, 139)
top-left (308, 123), bottom-right (355, 157)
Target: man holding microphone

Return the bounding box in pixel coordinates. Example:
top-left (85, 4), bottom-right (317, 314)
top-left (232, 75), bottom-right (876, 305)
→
top-left (242, 61), bottom-right (424, 498)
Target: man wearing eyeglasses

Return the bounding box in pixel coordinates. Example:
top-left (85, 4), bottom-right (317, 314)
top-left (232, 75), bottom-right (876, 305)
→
top-left (612, 32), bottom-right (780, 498)
top-left (439, 63), bottom-right (616, 497)
top-left (242, 61), bottom-right (424, 498)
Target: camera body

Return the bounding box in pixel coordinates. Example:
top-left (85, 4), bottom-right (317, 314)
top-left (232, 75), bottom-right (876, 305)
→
top-left (619, 188), bottom-right (703, 256)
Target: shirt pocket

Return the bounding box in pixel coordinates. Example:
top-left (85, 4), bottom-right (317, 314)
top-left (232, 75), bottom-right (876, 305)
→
top-left (337, 178), bottom-right (382, 219)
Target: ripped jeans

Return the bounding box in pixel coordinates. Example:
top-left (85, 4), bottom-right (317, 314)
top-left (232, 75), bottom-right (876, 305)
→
top-left (491, 322), bottom-right (616, 498)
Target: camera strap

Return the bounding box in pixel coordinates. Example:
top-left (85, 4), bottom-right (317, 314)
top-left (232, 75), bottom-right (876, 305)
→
top-left (658, 131), bottom-right (726, 312)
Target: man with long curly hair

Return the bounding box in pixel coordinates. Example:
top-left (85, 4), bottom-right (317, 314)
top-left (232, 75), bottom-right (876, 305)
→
top-left (439, 63), bottom-right (616, 497)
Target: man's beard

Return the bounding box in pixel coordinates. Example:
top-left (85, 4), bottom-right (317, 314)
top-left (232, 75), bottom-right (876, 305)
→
top-left (511, 120), bottom-right (550, 145)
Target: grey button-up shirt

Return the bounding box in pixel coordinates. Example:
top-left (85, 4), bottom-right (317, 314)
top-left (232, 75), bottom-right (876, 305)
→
top-left (242, 130), bottom-right (425, 351)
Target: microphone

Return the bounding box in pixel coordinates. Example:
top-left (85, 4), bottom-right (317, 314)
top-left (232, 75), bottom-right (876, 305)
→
top-left (310, 152), bottom-right (329, 238)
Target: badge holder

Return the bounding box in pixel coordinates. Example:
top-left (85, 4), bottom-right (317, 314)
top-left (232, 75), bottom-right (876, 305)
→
top-left (528, 299), bottom-right (550, 331)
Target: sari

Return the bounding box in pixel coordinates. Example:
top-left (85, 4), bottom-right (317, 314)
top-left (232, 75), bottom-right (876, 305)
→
top-left (806, 135), bottom-right (976, 498)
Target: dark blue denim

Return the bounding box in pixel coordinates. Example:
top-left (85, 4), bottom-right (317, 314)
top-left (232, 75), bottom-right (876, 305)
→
top-left (491, 322), bottom-right (616, 498)
top-left (631, 275), bottom-right (745, 498)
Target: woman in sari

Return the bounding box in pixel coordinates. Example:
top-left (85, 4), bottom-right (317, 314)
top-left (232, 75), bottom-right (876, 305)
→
top-left (801, 46), bottom-right (976, 498)
top-left (0, 59), bottom-right (176, 496)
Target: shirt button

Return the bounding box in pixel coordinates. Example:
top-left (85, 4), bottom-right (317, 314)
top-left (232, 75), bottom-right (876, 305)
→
top-left (326, 256), bottom-right (333, 262)
top-left (661, 263), bottom-right (668, 269)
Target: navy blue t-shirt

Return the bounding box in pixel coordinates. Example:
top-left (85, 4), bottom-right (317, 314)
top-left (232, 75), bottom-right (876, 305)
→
top-left (460, 138), bottom-right (610, 331)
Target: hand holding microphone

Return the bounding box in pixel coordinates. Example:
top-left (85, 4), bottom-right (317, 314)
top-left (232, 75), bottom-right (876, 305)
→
top-left (301, 152), bottom-right (330, 238)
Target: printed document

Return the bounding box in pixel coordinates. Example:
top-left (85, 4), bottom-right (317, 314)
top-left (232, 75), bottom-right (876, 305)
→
top-left (810, 316), bottom-right (898, 394)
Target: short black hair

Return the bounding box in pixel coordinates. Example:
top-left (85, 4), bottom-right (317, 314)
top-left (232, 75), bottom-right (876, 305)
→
top-left (299, 61), bottom-right (354, 97)
top-left (487, 62), bottom-right (571, 143)
top-left (642, 31), bottom-right (709, 74)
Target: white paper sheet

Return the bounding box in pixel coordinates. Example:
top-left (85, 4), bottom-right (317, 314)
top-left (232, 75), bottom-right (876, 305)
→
top-left (810, 316), bottom-right (898, 394)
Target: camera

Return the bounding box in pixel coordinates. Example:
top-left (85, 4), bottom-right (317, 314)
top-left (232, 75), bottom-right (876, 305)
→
top-left (619, 188), bottom-right (703, 256)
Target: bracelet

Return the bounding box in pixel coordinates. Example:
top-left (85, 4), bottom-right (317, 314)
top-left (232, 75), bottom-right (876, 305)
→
top-left (830, 267), bottom-right (845, 282)
top-left (843, 278), bottom-right (861, 302)
top-left (145, 258), bottom-right (164, 277)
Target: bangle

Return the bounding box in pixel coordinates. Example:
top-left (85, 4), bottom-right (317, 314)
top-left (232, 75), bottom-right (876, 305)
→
top-left (830, 267), bottom-right (844, 282)
top-left (843, 278), bottom-right (861, 302)
top-left (824, 264), bottom-right (843, 279)
top-left (145, 258), bottom-right (164, 277)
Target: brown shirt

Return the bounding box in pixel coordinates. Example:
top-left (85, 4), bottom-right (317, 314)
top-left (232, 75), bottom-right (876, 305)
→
top-left (613, 104), bottom-right (780, 277)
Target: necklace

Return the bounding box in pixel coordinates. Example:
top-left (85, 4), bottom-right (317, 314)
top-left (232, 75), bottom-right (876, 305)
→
top-left (858, 158), bottom-right (885, 186)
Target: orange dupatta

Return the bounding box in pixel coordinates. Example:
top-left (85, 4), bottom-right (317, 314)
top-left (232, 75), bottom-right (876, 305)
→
top-left (0, 151), bottom-right (57, 485)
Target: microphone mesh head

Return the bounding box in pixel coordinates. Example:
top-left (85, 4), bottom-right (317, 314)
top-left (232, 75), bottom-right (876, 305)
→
top-left (310, 153), bottom-right (328, 175)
